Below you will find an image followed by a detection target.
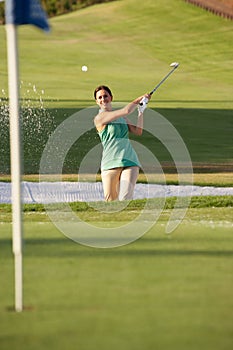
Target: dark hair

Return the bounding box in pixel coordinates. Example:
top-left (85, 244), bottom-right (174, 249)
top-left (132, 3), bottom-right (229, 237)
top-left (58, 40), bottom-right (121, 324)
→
top-left (94, 85), bottom-right (113, 100)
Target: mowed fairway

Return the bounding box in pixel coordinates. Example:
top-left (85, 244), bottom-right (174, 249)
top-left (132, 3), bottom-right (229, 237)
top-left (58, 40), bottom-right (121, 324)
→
top-left (0, 207), bottom-right (233, 350)
top-left (0, 0), bottom-right (232, 107)
top-left (0, 0), bottom-right (232, 173)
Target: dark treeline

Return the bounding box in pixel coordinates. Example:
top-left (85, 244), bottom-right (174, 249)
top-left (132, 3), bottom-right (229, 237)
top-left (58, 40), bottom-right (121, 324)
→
top-left (0, 0), bottom-right (116, 24)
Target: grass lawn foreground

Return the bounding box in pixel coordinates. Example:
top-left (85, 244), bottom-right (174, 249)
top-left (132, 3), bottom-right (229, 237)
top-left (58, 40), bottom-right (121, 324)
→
top-left (0, 205), bottom-right (233, 350)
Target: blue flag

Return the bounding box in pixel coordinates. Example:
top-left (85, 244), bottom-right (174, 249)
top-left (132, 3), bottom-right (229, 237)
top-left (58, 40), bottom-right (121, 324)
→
top-left (5, 0), bottom-right (50, 32)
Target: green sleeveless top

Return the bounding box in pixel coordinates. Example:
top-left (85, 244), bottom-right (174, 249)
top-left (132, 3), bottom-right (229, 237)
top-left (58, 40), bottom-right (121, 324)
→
top-left (98, 117), bottom-right (141, 171)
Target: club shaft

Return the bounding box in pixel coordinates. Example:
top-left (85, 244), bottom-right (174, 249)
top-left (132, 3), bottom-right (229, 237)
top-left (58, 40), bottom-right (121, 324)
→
top-left (150, 67), bottom-right (177, 95)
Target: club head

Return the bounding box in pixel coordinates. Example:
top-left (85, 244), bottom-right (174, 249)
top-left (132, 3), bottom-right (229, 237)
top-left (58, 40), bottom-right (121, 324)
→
top-left (170, 62), bottom-right (179, 68)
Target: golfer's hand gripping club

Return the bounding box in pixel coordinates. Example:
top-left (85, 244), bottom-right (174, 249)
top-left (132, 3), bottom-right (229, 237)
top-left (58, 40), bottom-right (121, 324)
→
top-left (138, 96), bottom-right (149, 114)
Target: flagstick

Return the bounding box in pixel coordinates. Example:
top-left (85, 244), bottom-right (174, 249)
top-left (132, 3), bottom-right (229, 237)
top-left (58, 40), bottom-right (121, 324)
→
top-left (6, 23), bottom-right (23, 312)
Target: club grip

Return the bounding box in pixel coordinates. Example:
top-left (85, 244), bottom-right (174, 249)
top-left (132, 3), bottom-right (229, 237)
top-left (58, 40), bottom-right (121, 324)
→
top-left (139, 96), bottom-right (149, 106)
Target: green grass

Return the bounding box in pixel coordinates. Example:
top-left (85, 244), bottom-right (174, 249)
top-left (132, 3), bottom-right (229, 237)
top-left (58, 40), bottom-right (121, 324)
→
top-left (0, 0), bottom-right (232, 174)
top-left (0, 196), bottom-right (233, 216)
top-left (0, 207), bottom-right (233, 350)
top-left (0, 2), bottom-right (232, 348)
top-left (0, 0), bottom-right (232, 107)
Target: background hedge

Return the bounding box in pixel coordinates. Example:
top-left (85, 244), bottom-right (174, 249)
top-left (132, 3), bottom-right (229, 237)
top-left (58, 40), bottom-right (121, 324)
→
top-left (0, 0), bottom-right (116, 24)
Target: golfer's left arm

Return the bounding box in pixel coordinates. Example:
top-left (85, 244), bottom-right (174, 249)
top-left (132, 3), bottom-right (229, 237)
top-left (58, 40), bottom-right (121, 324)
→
top-left (126, 92), bottom-right (151, 135)
top-left (125, 112), bottom-right (144, 136)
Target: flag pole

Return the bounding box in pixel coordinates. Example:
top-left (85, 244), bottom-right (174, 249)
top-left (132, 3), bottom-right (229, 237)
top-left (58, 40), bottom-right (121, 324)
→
top-left (6, 23), bottom-right (23, 312)
top-left (5, 0), bottom-right (50, 313)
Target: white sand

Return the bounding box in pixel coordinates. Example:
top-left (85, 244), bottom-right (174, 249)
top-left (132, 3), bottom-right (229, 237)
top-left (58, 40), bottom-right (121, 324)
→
top-left (0, 181), bottom-right (232, 204)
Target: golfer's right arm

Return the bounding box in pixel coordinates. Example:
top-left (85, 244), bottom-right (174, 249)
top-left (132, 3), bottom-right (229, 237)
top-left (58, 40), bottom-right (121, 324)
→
top-left (94, 95), bottom-right (147, 127)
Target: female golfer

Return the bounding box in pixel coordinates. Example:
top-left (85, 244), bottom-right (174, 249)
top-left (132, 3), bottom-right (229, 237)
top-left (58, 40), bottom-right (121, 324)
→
top-left (94, 85), bottom-right (150, 201)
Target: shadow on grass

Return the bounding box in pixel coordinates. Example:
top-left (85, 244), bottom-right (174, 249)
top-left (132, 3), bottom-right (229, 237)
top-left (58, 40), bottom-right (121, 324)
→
top-left (1, 106), bottom-right (233, 174)
top-left (1, 237), bottom-right (233, 258)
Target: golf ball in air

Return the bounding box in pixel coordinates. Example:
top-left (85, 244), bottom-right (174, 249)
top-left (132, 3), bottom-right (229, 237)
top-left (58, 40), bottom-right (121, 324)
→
top-left (82, 65), bottom-right (88, 72)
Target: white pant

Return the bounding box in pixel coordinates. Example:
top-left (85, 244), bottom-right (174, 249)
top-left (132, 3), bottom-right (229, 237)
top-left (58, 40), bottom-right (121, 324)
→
top-left (101, 166), bottom-right (139, 201)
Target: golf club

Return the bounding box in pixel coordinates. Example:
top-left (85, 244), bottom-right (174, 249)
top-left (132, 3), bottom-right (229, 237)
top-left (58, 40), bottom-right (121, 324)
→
top-left (149, 62), bottom-right (179, 95)
top-left (139, 62), bottom-right (179, 107)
